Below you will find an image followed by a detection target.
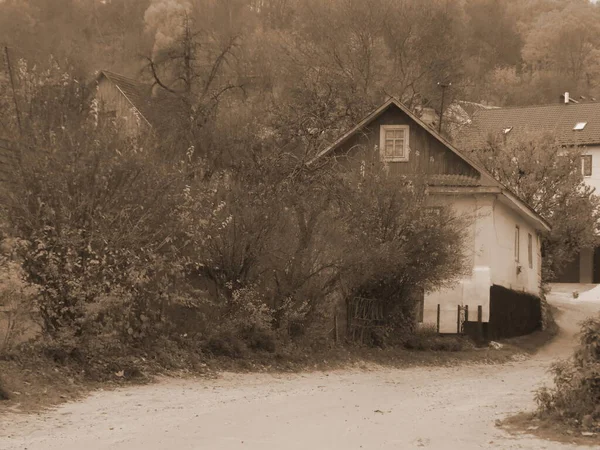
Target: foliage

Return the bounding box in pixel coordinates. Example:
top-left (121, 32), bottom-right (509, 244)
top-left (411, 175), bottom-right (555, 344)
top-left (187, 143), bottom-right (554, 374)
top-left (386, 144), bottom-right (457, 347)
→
top-left (535, 315), bottom-right (600, 431)
top-left (339, 169), bottom-right (470, 335)
top-left (0, 236), bottom-right (38, 354)
top-left (464, 131), bottom-right (600, 280)
top-left (0, 24), bottom-right (474, 376)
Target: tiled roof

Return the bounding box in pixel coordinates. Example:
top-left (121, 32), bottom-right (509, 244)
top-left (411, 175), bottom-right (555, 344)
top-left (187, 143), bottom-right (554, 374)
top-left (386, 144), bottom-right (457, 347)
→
top-left (460, 102), bottom-right (600, 149)
top-left (426, 174), bottom-right (481, 187)
top-left (456, 100), bottom-right (499, 118)
top-left (99, 70), bottom-right (154, 126)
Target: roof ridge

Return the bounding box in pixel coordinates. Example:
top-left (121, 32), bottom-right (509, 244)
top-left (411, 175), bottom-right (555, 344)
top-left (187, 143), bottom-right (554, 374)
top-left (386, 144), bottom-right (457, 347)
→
top-left (475, 101), bottom-right (600, 112)
top-left (101, 69), bottom-right (141, 83)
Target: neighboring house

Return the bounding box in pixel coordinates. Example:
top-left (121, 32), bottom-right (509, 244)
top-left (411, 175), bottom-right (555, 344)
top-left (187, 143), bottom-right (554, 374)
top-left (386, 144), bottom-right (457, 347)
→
top-left (464, 95), bottom-right (600, 283)
top-left (317, 98), bottom-right (550, 338)
top-left (415, 100), bottom-right (499, 141)
top-left (93, 70), bottom-right (154, 135)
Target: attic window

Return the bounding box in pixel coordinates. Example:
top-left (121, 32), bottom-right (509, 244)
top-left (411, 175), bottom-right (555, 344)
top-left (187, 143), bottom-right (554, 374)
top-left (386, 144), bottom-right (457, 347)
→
top-left (574, 122), bottom-right (587, 130)
top-left (379, 125), bottom-right (410, 162)
top-left (502, 127), bottom-right (513, 134)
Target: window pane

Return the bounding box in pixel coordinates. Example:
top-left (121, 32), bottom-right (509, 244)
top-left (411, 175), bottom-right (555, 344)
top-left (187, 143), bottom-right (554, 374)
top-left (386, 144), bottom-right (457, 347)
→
top-left (394, 141), bottom-right (404, 156)
top-left (394, 130), bottom-right (404, 138)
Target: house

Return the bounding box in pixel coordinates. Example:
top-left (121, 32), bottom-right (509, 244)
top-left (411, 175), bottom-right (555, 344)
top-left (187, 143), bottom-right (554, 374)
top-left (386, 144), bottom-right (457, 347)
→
top-left (92, 70), bottom-right (153, 135)
top-left (463, 94), bottom-right (600, 283)
top-left (318, 98), bottom-right (550, 338)
top-left (415, 100), bottom-right (499, 140)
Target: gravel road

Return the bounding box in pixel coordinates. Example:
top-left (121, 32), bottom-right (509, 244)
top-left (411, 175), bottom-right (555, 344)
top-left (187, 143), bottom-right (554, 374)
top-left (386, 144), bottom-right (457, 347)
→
top-left (1, 284), bottom-right (599, 450)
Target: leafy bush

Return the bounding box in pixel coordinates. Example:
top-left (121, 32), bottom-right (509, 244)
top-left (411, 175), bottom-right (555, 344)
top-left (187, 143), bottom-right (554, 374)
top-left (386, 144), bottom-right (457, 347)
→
top-left (0, 65), bottom-right (473, 377)
top-left (0, 378), bottom-right (8, 400)
top-left (535, 315), bottom-right (600, 430)
top-left (205, 330), bottom-right (248, 359)
top-left (0, 237), bottom-right (38, 354)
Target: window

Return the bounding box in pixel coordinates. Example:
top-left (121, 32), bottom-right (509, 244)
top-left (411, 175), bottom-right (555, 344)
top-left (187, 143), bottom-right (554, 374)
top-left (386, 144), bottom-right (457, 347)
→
top-left (514, 225), bottom-right (520, 262)
top-left (581, 155), bottom-right (592, 177)
top-left (380, 125), bottom-right (409, 162)
top-left (574, 122), bottom-right (587, 130)
top-left (528, 233), bottom-right (533, 269)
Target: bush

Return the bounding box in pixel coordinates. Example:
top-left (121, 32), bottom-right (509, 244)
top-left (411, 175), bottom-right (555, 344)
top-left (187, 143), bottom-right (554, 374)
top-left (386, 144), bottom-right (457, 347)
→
top-left (205, 330), bottom-right (248, 359)
top-left (535, 315), bottom-right (600, 430)
top-left (0, 378), bottom-right (9, 400)
top-left (0, 68), bottom-right (472, 373)
top-left (0, 237), bottom-right (38, 354)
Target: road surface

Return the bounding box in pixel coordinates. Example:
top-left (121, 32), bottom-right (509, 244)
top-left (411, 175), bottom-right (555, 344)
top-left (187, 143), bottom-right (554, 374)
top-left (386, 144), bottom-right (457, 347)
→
top-left (1, 284), bottom-right (599, 450)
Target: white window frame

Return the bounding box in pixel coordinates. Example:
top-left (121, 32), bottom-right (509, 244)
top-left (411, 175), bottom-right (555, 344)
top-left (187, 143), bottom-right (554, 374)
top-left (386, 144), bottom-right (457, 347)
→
top-left (515, 225), bottom-right (520, 263)
top-left (528, 233), bottom-right (533, 269)
top-left (581, 154), bottom-right (592, 177)
top-left (379, 125), bottom-right (410, 162)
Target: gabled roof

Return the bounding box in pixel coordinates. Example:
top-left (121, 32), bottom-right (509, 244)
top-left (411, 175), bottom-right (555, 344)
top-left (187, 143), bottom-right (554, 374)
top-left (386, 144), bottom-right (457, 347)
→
top-left (95, 70), bottom-right (154, 127)
top-left (314, 98), bottom-right (498, 185)
top-left (461, 101), bottom-right (600, 149)
top-left (312, 98), bottom-right (551, 232)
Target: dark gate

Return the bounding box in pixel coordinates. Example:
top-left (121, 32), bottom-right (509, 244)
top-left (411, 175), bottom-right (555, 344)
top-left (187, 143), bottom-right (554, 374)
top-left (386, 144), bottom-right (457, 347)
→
top-left (346, 297), bottom-right (385, 343)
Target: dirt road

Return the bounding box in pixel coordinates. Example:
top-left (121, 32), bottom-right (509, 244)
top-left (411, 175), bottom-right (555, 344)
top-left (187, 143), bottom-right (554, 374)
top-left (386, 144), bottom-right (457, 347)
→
top-left (1, 285), bottom-right (599, 450)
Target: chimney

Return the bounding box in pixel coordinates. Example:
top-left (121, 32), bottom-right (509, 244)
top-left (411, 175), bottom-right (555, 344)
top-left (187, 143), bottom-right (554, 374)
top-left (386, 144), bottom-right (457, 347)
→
top-left (564, 92), bottom-right (570, 104)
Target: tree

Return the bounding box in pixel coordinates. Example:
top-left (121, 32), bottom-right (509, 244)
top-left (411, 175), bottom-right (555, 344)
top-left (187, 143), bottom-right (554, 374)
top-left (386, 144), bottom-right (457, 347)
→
top-left (463, 0), bottom-right (523, 76)
top-left (465, 131), bottom-right (600, 280)
top-left (522, 2), bottom-right (600, 87)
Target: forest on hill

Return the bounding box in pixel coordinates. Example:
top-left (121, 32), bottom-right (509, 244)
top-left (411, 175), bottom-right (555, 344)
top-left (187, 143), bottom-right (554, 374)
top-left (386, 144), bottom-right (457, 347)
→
top-left (1, 0), bottom-right (600, 134)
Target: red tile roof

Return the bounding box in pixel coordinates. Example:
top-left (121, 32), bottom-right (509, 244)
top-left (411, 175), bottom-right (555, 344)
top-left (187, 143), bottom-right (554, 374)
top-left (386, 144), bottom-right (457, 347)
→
top-left (460, 102), bottom-right (600, 149)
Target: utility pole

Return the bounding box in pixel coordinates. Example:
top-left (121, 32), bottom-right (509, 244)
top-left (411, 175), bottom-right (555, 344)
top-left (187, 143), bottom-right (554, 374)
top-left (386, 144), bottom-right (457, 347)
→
top-left (437, 81), bottom-right (451, 134)
top-left (4, 45), bottom-right (23, 137)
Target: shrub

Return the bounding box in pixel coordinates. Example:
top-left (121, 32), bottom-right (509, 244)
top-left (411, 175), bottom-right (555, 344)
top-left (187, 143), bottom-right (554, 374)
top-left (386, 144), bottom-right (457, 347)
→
top-left (0, 237), bottom-right (38, 354)
top-left (535, 315), bottom-right (600, 430)
top-left (205, 330), bottom-right (248, 359)
top-left (0, 379), bottom-right (8, 400)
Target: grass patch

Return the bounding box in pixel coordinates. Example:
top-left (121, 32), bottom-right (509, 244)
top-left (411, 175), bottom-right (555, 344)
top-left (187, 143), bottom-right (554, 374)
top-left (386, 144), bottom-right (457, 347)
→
top-left (500, 412), bottom-right (600, 446)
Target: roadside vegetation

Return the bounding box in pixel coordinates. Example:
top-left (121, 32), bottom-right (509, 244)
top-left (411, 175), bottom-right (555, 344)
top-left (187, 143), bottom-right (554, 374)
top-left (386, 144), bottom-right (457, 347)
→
top-left (499, 312), bottom-right (600, 444)
top-left (0, 61), bottom-right (476, 407)
top-left (535, 315), bottom-right (600, 433)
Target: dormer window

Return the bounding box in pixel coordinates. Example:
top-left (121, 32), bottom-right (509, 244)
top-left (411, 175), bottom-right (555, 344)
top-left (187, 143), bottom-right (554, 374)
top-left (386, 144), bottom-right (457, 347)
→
top-left (574, 122), bottom-right (587, 130)
top-left (380, 125), bottom-right (409, 162)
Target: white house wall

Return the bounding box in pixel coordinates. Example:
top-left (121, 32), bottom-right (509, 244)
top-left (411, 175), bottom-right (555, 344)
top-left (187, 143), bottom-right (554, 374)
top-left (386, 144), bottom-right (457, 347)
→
top-left (422, 193), bottom-right (542, 332)
top-left (423, 194), bottom-right (491, 332)
top-left (490, 198), bottom-right (541, 295)
top-left (582, 145), bottom-right (600, 194)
